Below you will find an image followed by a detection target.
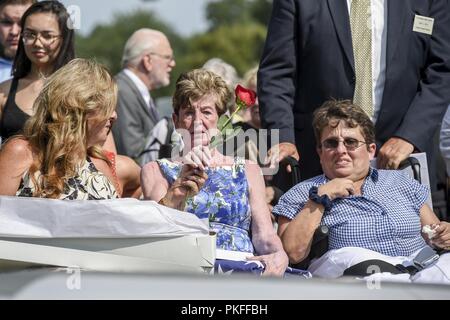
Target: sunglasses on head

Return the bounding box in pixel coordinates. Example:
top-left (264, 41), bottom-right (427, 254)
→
top-left (321, 137), bottom-right (367, 151)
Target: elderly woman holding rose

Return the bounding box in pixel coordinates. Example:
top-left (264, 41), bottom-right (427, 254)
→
top-left (141, 68), bottom-right (288, 276)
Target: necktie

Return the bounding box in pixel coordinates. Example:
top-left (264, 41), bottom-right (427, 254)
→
top-left (350, 0), bottom-right (373, 118)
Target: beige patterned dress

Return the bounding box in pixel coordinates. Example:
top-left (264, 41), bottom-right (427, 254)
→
top-left (16, 158), bottom-right (118, 200)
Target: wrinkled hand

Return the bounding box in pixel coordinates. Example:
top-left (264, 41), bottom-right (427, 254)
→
top-left (179, 145), bottom-right (212, 197)
top-left (164, 146), bottom-right (211, 210)
top-left (377, 137), bottom-right (414, 169)
top-left (178, 165), bottom-right (208, 198)
top-left (164, 166), bottom-right (208, 210)
top-left (429, 222), bottom-right (450, 250)
top-left (181, 145), bottom-right (212, 170)
top-left (247, 250), bottom-right (288, 277)
top-left (264, 142), bottom-right (299, 173)
top-left (318, 178), bottom-right (355, 200)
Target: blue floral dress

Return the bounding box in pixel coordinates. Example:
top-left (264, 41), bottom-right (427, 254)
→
top-left (157, 157), bottom-right (254, 253)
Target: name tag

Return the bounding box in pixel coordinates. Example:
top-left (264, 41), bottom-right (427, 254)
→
top-left (413, 14), bottom-right (434, 35)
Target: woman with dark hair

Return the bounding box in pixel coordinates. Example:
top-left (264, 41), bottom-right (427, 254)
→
top-left (0, 0), bottom-right (74, 141)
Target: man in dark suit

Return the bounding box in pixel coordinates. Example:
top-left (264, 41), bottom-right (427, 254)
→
top-left (113, 28), bottom-right (176, 160)
top-left (258, 0), bottom-right (450, 185)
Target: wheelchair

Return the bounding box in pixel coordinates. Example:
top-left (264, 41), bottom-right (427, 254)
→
top-left (272, 156), bottom-right (428, 271)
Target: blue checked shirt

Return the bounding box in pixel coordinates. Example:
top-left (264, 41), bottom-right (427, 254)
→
top-left (273, 168), bottom-right (428, 257)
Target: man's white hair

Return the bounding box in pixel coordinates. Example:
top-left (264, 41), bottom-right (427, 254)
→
top-left (202, 58), bottom-right (239, 88)
top-left (121, 28), bottom-right (166, 68)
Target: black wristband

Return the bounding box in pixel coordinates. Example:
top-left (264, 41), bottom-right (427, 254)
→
top-left (309, 186), bottom-right (332, 211)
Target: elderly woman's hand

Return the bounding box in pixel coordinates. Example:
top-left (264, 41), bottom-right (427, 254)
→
top-left (181, 145), bottom-right (212, 170)
top-left (161, 166), bottom-right (208, 210)
top-left (247, 250), bottom-right (289, 277)
top-left (430, 222), bottom-right (450, 250)
top-left (159, 146), bottom-right (211, 210)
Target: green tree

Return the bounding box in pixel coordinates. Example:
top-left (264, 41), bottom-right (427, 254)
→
top-left (75, 1), bottom-right (273, 97)
top-left (75, 10), bottom-right (186, 98)
top-left (184, 22), bottom-right (267, 76)
top-left (206, 0), bottom-right (273, 30)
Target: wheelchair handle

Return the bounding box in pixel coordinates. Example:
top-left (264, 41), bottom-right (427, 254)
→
top-left (279, 156), bottom-right (301, 186)
top-left (398, 156), bottom-right (421, 183)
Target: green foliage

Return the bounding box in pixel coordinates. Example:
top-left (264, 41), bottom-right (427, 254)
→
top-left (75, 0), bottom-right (273, 98)
top-left (75, 10), bottom-right (186, 98)
top-left (183, 22), bottom-right (267, 76)
top-left (248, 0), bottom-right (273, 26)
top-left (206, 0), bottom-right (273, 30)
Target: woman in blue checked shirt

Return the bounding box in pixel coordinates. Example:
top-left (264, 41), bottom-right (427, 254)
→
top-left (274, 100), bottom-right (450, 284)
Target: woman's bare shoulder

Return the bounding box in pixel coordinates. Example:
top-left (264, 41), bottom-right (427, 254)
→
top-left (2, 137), bottom-right (32, 156)
top-left (0, 137), bottom-right (34, 168)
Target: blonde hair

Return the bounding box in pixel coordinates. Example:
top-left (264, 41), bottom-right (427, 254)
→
top-left (23, 58), bottom-right (117, 198)
top-left (173, 68), bottom-right (232, 116)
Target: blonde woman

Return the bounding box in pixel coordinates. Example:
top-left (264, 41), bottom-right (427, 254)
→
top-left (0, 58), bottom-right (140, 199)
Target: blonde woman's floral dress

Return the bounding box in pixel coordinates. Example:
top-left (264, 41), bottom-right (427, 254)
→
top-left (157, 157), bottom-right (254, 253)
top-left (16, 157), bottom-right (118, 200)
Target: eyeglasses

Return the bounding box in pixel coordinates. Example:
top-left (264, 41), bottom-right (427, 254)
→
top-left (0, 18), bottom-right (20, 27)
top-left (21, 31), bottom-right (61, 45)
top-left (148, 52), bottom-right (175, 62)
top-left (321, 137), bottom-right (367, 151)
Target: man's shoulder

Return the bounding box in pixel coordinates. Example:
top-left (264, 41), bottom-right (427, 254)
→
top-left (115, 70), bottom-right (130, 85)
top-left (115, 71), bottom-right (140, 99)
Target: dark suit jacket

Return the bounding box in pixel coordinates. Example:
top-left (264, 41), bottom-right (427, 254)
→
top-left (112, 70), bottom-right (160, 160)
top-left (258, 0), bottom-right (450, 180)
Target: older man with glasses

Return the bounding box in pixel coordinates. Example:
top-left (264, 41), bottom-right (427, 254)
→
top-left (273, 99), bottom-right (450, 284)
top-left (112, 28), bottom-right (176, 161)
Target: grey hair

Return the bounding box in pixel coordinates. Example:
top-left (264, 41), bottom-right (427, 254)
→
top-left (202, 58), bottom-right (239, 88)
top-left (121, 28), bottom-right (164, 68)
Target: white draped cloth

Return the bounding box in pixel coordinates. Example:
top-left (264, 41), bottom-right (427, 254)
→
top-left (309, 246), bottom-right (450, 285)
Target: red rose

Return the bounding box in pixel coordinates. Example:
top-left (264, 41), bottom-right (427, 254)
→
top-left (235, 84), bottom-right (256, 107)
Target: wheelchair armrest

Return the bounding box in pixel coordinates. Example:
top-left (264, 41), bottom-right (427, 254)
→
top-left (289, 225), bottom-right (329, 270)
top-left (309, 225), bottom-right (329, 259)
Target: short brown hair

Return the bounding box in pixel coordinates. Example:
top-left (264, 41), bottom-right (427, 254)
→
top-left (172, 68), bottom-right (232, 116)
top-left (0, 0), bottom-right (36, 10)
top-left (312, 99), bottom-right (375, 148)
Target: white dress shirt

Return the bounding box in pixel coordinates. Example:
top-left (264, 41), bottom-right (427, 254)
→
top-left (347, 0), bottom-right (387, 123)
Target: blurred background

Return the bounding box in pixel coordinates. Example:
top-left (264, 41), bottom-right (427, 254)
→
top-left (60, 0), bottom-right (273, 99)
